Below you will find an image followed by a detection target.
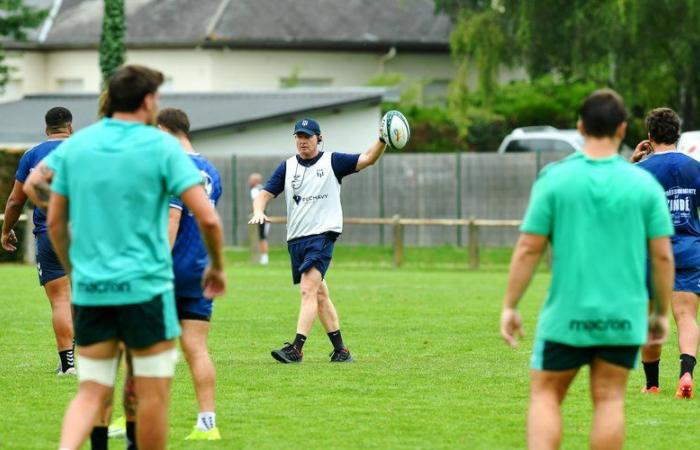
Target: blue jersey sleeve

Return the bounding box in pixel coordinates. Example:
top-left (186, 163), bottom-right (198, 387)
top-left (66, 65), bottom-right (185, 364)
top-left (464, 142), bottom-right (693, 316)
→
top-left (264, 161), bottom-right (286, 197)
top-left (169, 196), bottom-right (184, 209)
top-left (331, 152), bottom-right (360, 183)
top-left (15, 151), bottom-right (34, 183)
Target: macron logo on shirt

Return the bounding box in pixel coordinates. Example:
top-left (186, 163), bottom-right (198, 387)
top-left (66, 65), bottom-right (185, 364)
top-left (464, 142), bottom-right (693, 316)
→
top-left (78, 281), bottom-right (131, 294)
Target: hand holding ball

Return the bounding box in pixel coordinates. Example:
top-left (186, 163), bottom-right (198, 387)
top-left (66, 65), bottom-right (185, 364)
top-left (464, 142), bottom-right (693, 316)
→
top-left (380, 110), bottom-right (410, 150)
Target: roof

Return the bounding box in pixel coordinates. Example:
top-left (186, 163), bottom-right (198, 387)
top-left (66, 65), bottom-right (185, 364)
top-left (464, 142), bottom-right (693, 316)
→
top-left (0, 88), bottom-right (384, 145)
top-left (5, 0), bottom-right (451, 51)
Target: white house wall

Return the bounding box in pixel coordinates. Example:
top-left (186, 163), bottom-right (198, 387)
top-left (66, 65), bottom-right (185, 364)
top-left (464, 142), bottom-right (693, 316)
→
top-left (191, 105), bottom-right (380, 157)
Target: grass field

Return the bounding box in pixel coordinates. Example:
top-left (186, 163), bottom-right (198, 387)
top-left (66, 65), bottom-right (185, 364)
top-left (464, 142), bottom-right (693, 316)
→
top-left (0, 246), bottom-right (696, 449)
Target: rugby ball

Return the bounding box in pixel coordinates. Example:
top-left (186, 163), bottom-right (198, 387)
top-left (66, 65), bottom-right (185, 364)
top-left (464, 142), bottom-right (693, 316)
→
top-left (381, 110), bottom-right (410, 150)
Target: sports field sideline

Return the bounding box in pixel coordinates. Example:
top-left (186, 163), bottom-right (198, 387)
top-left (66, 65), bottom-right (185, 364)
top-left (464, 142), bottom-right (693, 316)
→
top-left (0, 247), bottom-right (695, 449)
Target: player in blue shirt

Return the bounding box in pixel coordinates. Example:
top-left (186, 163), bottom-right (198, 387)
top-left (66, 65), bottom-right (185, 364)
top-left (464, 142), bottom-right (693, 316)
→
top-left (158, 108), bottom-right (224, 440)
top-left (1, 106), bottom-right (75, 375)
top-left (250, 117), bottom-right (388, 364)
top-left (634, 108), bottom-right (700, 398)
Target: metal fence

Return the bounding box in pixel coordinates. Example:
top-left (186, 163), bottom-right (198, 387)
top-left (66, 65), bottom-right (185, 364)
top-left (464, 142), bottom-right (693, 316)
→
top-left (211, 152), bottom-right (570, 248)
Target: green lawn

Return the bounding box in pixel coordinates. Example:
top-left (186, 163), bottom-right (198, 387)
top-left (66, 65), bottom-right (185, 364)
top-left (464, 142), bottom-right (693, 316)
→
top-left (0, 247), bottom-right (694, 449)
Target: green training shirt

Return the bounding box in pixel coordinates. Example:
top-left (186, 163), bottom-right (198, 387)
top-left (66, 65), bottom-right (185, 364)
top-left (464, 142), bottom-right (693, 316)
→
top-left (522, 152), bottom-right (673, 346)
top-left (47, 118), bottom-right (203, 306)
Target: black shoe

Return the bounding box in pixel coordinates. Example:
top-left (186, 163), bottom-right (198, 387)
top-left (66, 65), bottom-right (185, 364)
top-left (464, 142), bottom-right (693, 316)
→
top-left (271, 342), bottom-right (303, 363)
top-left (329, 348), bottom-right (353, 363)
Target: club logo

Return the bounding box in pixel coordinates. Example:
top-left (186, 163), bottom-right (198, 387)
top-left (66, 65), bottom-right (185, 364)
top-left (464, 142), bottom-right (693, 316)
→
top-left (291, 174), bottom-right (302, 190)
top-left (302, 120), bottom-right (308, 127)
top-left (317, 168), bottom-right (324, 178)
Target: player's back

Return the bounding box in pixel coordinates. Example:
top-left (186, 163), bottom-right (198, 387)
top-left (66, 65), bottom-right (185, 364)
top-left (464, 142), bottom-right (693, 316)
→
top-left (50, 118), bottom-right (202, 306)
top-left (15, 140), bottom-right (64, 233)
top-left (530, 152), bottom-right (671, 346)
top-left (171, 154), bottom-right (222, 298)
top-left (638, 152), bottom-right (700, 268)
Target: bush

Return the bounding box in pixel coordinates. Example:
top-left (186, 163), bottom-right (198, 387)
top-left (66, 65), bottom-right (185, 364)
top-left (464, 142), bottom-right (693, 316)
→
top-left (0, 148), bottom-right (27, 263)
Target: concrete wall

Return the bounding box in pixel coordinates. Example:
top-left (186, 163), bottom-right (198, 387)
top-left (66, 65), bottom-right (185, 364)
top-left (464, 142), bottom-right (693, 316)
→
top-left (191, 105), bottom-right (381, 156)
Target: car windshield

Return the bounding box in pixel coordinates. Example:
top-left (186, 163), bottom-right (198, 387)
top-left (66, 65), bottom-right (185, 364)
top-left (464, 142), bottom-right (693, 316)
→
top-left (504, 138), bottom-right (576, 153)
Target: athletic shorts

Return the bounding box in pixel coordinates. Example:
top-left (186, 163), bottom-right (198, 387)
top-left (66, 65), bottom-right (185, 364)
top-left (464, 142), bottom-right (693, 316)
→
top-left (176, 295), bottom-right (213, 321)
top-left (73, 292), bottom-right (180, 349)
top-left (258, 222), bottom-right (270, 240)
top-left (35, 232), bottom-right (66, 286)
top-left (531, 339), bottom-right (639, 371)
top-left (646, 267), bottom-right (700, 296)
top-left (287, 234), bottom-right (335, 285)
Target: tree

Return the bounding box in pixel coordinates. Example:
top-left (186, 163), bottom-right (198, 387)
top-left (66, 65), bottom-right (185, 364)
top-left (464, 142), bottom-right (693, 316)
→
top-left (0, 0), bottom-right (47, 92)
top-left (99, 0), bottom-right (126, 87)
top-left (438, 0), bottom-right (700, 136)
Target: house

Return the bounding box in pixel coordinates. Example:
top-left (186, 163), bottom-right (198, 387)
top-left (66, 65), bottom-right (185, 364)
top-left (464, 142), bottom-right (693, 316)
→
top-left (0, 88), bottom-right (385, 155)
top-left (2, 0), bottom-right (461, 102)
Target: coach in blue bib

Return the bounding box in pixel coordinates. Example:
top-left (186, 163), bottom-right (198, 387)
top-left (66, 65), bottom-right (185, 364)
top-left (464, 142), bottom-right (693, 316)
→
top-left (250, 118), bottom-right (388, 363)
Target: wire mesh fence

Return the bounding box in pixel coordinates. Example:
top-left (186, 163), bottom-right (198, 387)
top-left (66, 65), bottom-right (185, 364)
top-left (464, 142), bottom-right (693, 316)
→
top-left (210, 151), bottom-right (571, 248)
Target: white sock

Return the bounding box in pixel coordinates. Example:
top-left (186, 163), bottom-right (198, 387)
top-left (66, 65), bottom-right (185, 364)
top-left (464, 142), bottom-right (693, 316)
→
top-left (260, 253), bottom-right (269, 265)
top-left (196, 412), bottom-right (216, 431)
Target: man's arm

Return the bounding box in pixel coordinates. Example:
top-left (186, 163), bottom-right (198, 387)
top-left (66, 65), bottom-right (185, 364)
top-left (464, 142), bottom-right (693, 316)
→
top-left (2, 180), bottom-right (28, 252)
top-left (647, 236), bottom-right (674, 345)
top-left (500, 233), bottom-right (549, 347)
top-left (47, 192), bottom-right (71, 274)
top-left (23, 161), bottom-right (54, 211)
top-left (249, 190), bottom-right (274, 225)
top-left (180, 184), bottom-right (226, 298)
top-left (168, 207), bottom-right (182, 249)
top-left (356, 139), bottom-right (387, 171)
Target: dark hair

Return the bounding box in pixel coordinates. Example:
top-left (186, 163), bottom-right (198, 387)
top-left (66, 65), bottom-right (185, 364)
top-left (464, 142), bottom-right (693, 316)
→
top-left (45, 106), bottom-right (72, 133)
top-left (107, 65), bottom-right (164, 113)
top-left (157, 108), bottom-right (190, 136)
top-left (645, 107), bottom-right (681, 145)
top-left (579, 89), bottom-right (628, 138)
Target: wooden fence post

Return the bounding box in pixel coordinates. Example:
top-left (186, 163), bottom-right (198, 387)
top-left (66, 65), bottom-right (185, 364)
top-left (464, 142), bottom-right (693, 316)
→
top-left (392, 214), bottom-right (403, 267)
top-left (248, 223), bottom-right (259, 263)
top-left (468, 217), bottom-right (479, 269)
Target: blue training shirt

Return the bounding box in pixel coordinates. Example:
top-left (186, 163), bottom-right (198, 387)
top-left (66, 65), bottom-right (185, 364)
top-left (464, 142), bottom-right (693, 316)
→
top-left (15, 140), bottom-right (65, 234)
top-left (638, 152), bottom-right (700, 268)
top-left (169, 153), bottom-right (222, 298)
top-left (264, 151), bottom-right (360, 196)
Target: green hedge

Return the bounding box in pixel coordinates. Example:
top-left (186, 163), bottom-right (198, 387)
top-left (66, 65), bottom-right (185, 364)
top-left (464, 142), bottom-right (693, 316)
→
top-left (0, 148), bottom-right (28, 263)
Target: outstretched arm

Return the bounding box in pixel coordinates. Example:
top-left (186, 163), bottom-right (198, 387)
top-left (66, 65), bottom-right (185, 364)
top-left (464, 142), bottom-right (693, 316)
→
top-left (500, 233), bottom-right (548, 348)
top-left (356, 139), bottom-right (387, 171)
top-left (249, 190), bottom-right (274, 224)
top-left (2, 180), bottom-right (28, 252)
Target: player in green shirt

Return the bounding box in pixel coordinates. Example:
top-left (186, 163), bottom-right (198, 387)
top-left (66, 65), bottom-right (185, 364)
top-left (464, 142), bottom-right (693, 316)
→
top-left (43, 65), bottom-right (226, 450)
top-left (500, 89), bottom-right (674, 450)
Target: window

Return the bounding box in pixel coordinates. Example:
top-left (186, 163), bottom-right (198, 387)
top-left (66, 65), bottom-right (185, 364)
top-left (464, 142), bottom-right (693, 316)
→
top-left (56, 78), bottom-right (84, 93)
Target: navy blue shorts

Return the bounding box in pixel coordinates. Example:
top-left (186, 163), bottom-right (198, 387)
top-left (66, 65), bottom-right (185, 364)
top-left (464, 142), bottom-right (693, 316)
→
top-left (35, 232), bottom-right (66, 286)
top-left (287, 234), bottom-right (335, 284)
top-left (176, 295), bottom-right (213, 321)
top-left (646, 267), bottom-right (700, 296)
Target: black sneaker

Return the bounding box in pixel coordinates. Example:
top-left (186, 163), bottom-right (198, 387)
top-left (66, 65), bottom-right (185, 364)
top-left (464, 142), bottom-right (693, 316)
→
top-left (329, 348), bottom-right (353, 363)
top-left (271, 343), bottom-right (303, 363)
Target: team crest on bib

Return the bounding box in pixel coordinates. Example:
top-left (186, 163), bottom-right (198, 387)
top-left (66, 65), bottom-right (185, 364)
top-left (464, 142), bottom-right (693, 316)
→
top-left (291, 174), bottom-right (302, 190)
top-left (316, 168), bottom-right (324, 178)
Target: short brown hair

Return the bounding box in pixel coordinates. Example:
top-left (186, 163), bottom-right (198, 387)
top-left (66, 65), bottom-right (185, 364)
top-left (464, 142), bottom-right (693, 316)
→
top-left (157, 108), bottom-right (190, 136)
top-left (645, 107), bottom-right (681, 145)
top-left (579, 89), bottom-right (628, 138)
top-left (107, 65), bottom-right (164, 113)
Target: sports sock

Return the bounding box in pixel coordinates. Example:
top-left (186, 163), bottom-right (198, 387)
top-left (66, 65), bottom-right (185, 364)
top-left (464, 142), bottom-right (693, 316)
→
top-left (260, 253), bottom-right (269, 264)
top-left (643, 360), bottom-right (660, 388)
top-left (327, 329), bottom-right (345, 351)
top-left (126, 421), bottom-right (136, 450)
top-left (90, 426), bottom-right (108, 450)
top-left (680, 353), bottom-right (697, 378)
top-left (293, 333), bottom-right (307, 351)
top-left (196, 412), bottom-right (216, 431)
top-left (59, 348), bottom-right (74, 371)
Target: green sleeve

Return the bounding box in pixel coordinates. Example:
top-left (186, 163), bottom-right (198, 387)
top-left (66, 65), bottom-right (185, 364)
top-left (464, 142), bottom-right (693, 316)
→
top-left (162, 140), bottom-right (203, 197)
top-left (520, 176), bottom-right (552, 236)
top-left (645, 181), bottom-right (674, 239)
top-left (49, 145), bottom-right (69, 197)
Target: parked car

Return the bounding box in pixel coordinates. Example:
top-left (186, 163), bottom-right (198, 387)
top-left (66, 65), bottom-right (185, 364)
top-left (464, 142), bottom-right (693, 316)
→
top-left (497, 126), bottom-right (584, 154)
top-left (678, 131), bottom-right (700, 161)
